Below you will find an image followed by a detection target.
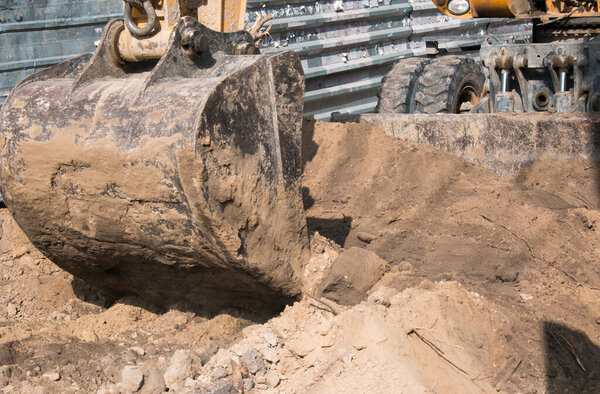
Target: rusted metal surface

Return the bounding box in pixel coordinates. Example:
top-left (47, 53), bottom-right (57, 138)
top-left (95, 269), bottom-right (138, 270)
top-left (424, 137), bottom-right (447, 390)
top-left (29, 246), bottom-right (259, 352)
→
top-left (333, 113), bottom-right (600, 176)
top-left (477, 38), bottom-right (600, 113)
top-left (118, 0), bottom-right (178, 62)
top-left (196, 0), bottom-right (248, 32)
top-left (0, 17), bottom-right (309, 312)
top-left (117, 0), bottom-right (250, 62)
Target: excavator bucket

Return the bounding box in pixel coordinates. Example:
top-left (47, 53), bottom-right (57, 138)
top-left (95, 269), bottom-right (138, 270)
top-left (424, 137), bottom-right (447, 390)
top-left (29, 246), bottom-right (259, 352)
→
top-left (0, 17), bottom-right (309, 312)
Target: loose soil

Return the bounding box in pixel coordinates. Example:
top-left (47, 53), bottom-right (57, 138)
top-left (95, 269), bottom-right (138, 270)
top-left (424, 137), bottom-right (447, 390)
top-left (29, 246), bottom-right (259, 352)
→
top-left (1, 119), bottom-right (599, 393)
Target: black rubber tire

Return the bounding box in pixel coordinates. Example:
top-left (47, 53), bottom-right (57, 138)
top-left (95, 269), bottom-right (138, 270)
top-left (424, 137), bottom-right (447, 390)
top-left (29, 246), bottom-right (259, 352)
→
top-left (414, 56), bottom-right (485, 114)
top-left (375, 57), bottom-right (430, 113)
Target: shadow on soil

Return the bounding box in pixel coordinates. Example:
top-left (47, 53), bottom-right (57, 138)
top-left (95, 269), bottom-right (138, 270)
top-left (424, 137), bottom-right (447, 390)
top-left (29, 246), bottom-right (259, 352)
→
top-left (71, 276), bottom-right (279, 325)
top-left (544, 321), bottom-right (600, 392)
top-left (542, 117), bottom-right (600, 392)
top-left (301, 117), bottom-right (319, 169)
top-left (305, 216), bottom-right (352, 247)
top-left (303, 186), bottom-right (352, 247)
top-left (301, 118), bottom-right (353, 246)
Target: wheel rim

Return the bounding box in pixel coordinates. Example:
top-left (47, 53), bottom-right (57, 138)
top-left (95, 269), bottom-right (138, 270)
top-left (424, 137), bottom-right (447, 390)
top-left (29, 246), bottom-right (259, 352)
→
top-left (456, 84), bottom-right (480, 113)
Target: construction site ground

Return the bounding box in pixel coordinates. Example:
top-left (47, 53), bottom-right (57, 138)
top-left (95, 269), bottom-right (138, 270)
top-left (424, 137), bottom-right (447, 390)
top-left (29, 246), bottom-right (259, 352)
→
top-left (1, 119), bottom-right (599, 393)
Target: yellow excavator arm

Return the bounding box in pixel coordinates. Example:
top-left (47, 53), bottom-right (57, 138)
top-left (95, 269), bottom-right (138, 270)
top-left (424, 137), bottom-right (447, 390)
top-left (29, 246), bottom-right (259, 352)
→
top-left (118, 0), bottom-right (251, 62)
top-left (433, 0), bottom-right (600, 19)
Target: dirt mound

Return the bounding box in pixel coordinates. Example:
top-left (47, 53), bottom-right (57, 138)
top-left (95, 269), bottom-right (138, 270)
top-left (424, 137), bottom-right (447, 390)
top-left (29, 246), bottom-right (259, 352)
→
top-left (0, 120), bottom-right (599, 393)
top-left (301, 119), bottom-right (600, 392)
top-left (303, 119), bottom-right (600, 295)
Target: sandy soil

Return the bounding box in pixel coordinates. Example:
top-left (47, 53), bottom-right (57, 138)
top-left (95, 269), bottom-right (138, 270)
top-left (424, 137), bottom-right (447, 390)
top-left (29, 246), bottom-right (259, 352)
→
top-left (0, 120), bottom-right (599, 393)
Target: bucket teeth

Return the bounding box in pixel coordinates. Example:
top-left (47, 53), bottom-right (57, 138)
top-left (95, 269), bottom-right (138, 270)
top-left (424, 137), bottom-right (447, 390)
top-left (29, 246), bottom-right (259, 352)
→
top-left (0, 19), bottom-right (309, 313)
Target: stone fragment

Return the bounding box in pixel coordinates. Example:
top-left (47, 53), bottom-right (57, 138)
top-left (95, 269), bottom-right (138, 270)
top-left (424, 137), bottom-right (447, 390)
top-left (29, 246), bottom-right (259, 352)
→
top-left (130, 347), bottom-right (145, 356)
top-left (240, 349), bottom-right (265, 374)
top-left (265, 371), bottom-right (280, 387)
top-left (520, 293), bottom-right (533, 300)
top-left (6, 303), bottom-right (17, 317)
top-left (243, 377), bottom-right (254, 391)
top-left (287, 339), bottom-right (315, 357)
top-left (255, 375), bottom-right (267, 384)
top-left (367, 291), bottom-right (390, 307)
top-left (230, 355), bottom-right (248, 392)
top-left (230, 343), bottom-right (251, 357)
top-left (263, 332), bottom-right (279, 347)
top-left (139, 367), bottom-right (166, 394)
top-left (43, 372), bottom-right (60, 381)
top-left (163, 350), bottom-right (199, 390)
top-left (211, 348), bottom-right (231, 368)
top-left (10, 247), bottom-right (28, 259)
top-left (207, 380), bottom-right (236, 394)
top-left (121, 366), bottom-right (143, 392)
top-left (495, 266), bottom-right (519, 283)
top-left (185, 378), bottom-right (197, 388)
top-left (317, 320), bottom-right (333, 336)
top-left (242, 324), bottom-right (262, 338)
top-left (317, 247), bottom-right (387, 306)
top-left (356, 232), bottom-right (377, 243)
top-left (197, 341), bottom-right (219, 365)
top-left (211, 366), bottom-right (228, 380)
top-left (260, 346), bottom-right (280, 364)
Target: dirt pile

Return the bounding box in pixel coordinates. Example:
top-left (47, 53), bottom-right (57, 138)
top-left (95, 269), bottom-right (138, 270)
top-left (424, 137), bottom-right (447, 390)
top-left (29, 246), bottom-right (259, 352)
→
top-left (0, 120), bottom-right (599, 393)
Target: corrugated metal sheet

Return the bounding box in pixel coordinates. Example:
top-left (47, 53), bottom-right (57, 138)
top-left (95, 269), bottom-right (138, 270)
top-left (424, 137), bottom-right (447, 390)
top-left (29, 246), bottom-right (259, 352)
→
top-left (249, 0), bottom-right (532, 119)
top-left (0, 0), bottom-right (121, 107)
top-left (0, 0), bottom-right (531, 119)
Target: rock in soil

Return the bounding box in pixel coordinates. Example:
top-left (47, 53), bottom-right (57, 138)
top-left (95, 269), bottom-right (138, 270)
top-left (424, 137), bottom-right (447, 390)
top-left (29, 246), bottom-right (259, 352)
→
top-left (367, 291), bottom-right (391, 307)
top-left (317, 247), bottom-right (387, 305)
top-left (163, 350), bottom-right (200, 391)
top-left (139, 367), bottom-right (166, 394)
top-left (121, 366), bottom-right (143, 392)
top-left (240, 349), bottom-right (265, 374)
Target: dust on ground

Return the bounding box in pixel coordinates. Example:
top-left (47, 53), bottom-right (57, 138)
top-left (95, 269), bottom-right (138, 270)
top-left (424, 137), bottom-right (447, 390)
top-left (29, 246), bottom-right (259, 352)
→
top-left (1, 120), bottom-right (599, 393)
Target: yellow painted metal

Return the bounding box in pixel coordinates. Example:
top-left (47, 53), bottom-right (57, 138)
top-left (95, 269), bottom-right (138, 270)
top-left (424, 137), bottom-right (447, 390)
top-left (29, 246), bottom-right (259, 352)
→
top-left (118, 0), bottom-right (182, 62)
top-left (196, 0), bottom-right (247, 32)
top-left (432, 0), bottom-right (508, 19)
top-left (117, 0), bottom-right (248, 62)
top-left (196, 0), bottom-right (223, 31)
top-left (541, 0), bottom-right (600, 20)
top-left (223, 0), bottom-right (247, 32)
top-left (433, 0), bottom-right (600, 18)
top-left (471, 0), bottom-right (514, 17)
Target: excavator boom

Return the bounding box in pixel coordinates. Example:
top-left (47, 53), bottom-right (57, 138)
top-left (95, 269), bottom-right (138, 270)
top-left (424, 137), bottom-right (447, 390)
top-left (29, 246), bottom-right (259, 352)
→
top-left (434, 0), bottom-right (600, 19)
